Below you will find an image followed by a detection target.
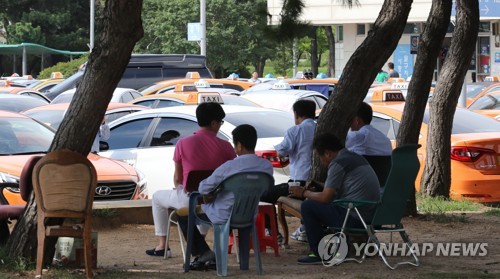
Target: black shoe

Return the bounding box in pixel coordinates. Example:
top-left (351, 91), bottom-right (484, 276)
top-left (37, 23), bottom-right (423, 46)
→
top-left (189, 257), bottom-right (217, 271)
top-left (145, 248), bottom-right (165, 257)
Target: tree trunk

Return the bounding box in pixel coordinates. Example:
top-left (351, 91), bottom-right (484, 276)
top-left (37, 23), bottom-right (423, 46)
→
top-left (312, 0), bottom-right (412, 182)
top-left (6, 0), bottom-right (144, 263)
top-left (310, 26), bottom-right (319, 77)
top-left (325, 25), bottom-right (335, 77)
top-left (423, 0), bottom-right (479, 197)
top-left (397, 0), bottom-right (452, 216)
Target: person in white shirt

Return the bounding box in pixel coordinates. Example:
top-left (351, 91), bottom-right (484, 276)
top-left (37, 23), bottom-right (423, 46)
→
top-left (346, 102), bottom-right (392, 156)
top-left (249, 71), bottom-right (261, 83)
top-left (176, 124), bottom-right (273, 270)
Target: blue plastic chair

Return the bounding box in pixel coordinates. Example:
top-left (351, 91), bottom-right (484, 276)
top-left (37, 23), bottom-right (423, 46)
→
top-left (184, 172), bottom-right (274, 276)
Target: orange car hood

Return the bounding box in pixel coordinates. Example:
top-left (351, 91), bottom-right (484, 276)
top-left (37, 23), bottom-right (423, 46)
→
top-left (0, 153), bottom-right (137, 181)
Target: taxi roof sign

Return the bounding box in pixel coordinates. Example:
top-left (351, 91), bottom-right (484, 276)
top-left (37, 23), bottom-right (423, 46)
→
top-left (0, 80), bottom-right (10, 87)
top-left (194, 79), bottom-right (211, 88)
top-left (174, 83), bottom-right (198, 92)
top-left (387, 77), bottom-right (406, 83)
top-left (272, 80), bottom-right (291, 90)
top-left (50, 72), bottom-right (64, 79)
top-left (185, 72), bottom-right (201, 79)
top-left (186, 92), bottom-right (224, 105)
top-left (371, 89), bottom-right (405, 102)
top-left (391, 82), bottom-right (409, 90)
top-left (484, 76), bottom-right (499, 82)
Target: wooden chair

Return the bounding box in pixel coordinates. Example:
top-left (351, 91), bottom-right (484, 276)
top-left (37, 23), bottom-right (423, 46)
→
top-left (32, 149), bottom-right (97, 278)
top-left (0, 155), bottom-right (41, 244)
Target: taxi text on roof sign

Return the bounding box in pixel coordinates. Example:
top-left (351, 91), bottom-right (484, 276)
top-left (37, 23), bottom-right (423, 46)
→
top-left (391, 82), bottom-right (409, 90)
top-left (383, 91), bottom-right (405, 102)
top-left (186, 92), bottom-right (224, 105)
top-left (194, 79), bottom-right (210, 88)
top-left (272, 81), bottom-right (292, 90)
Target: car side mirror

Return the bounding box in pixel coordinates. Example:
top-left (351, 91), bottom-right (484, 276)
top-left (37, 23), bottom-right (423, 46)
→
top-left (99, 141), bottom-right (109, 152)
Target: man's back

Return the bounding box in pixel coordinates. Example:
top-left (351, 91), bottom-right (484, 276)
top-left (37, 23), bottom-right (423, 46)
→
top-left (174, 129), bottom-right (235, 187)
top-left (346, 124), bottom-right (392, 156)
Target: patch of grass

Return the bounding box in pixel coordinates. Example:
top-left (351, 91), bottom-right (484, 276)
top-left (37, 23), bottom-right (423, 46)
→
top-left (92, 208), bottom-right (119, 218)
top-left (420, 213), bottom-right (469, 223)
top-left (0, 247), bottom-right (34, 275)
top-left (484, 208), bottom-right (500, 217)
top-left (417, 194), bottom-right (482, 214)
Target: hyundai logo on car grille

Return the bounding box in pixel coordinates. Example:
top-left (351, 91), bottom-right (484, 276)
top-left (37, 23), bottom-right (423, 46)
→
top-left (95, 185), bottom-right (112, 196)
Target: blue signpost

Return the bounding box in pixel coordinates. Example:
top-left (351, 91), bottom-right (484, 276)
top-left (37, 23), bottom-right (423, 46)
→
top-left (452, 1), bottom-right (500, 17)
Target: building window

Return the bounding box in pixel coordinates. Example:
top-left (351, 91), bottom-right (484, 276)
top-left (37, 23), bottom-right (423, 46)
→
top-left (336, 25), bottom-right (343, 42)
top-left (479, 22), bottom-right (490, 33)
top-left (403, 23), bottom-right (420, 34)
top-left (357, 24), bottom-right (365, 35)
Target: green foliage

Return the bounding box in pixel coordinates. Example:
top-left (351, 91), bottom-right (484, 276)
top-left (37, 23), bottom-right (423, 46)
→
top-left (38, 55), bottom-right (88, 79)
top-left (1, 0), bottom-right (91, 51)
top-left (5, 22), bottom-right (45, 45)
top-left (137, 0), bottom-right (277, 77)
top-left (0, 247), bottom-right (33, 275)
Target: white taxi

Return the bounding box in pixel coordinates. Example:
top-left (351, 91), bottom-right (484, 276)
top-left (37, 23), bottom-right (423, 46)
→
top-left (98, 105), bottom-right (293, 196)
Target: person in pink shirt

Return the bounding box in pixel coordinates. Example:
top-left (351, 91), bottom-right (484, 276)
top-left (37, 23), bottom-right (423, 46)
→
top-left (146, 102), bottom-right (236, 257)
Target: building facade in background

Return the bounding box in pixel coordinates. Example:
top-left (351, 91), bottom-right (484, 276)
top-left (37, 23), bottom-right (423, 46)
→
top-left (267, 0), bottom-right (500, 81)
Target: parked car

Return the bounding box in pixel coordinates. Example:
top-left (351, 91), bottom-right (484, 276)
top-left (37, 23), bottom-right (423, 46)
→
top-left (44, 54), bottom-right (213, 100)
top-left (99, 105), bottom-right (293, 196)
top-left (0, 87), bottom-right (50, 102)
top-left (140, 76), bottom-right (253, 95)
top-left (0, 110), bottom-right (147, 205)
top-left (23, 102), bottom-right (149, 129)
top-left (131, 91), bottom-right (258, 108)
top-left (370, 102), bottom-right (500, 203)
top-left (51, 88), bottom-right (143, 104)
top-left (27, 77), bottom-right (65, 92)
top-left (467, 91), bottom-right (500, 120)
top-left (241, 81), bottom-right (327, 115)
top-left (0, 94), bottom-right (48, 112)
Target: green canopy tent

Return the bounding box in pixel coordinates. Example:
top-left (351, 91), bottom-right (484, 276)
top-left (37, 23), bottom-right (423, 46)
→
top-left (0, 43), bottom-right (88, 76)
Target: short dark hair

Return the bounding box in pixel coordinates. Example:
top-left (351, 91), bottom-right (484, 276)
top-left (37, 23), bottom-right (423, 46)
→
top-left (313, 133), bottom-right (344, 155)
top-left (388, 62), bottom-right (395, 69)
top-left (232, 124), bottom-right (257, 151)
top-left (356, 102), bottom-right (373, 125)
top-left (293, 100), bottom-right (316, 119)
top-left (196, 102), bottom-right (225, 127)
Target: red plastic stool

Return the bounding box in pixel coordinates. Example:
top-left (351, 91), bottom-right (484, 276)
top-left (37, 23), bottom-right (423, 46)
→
top-left (255, 202), bottom-right (280, 256)
top-left (228, 202), bottom-right (280, 256)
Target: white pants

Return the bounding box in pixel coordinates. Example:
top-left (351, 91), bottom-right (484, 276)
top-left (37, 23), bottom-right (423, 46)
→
top-left (152, 187), bottom-right (209, 236)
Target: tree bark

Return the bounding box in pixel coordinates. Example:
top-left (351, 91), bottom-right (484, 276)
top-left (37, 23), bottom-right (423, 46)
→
top-left (313, 0), bottom-right (412, 182)
top-left (423, 0), bottom-right (479, 197)
top-left (397, 0), bottom-right (452, 216)
top-left (310, 26), bottom-right (319, 77)
top-left (6, 0), bottom-right (144, 263)
top-left (325, 25), bottom-right (335, 77)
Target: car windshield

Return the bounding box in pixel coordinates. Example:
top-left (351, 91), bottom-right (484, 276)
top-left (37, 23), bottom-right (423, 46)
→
top-left (469, 94), bottom-right (500, 110)
top-left (466, 84), bottom-right (488, 99)
top-left (0, 117), bottom-right (53, 155)
top-left (423, 108), bottom-right (500, 134)
top-left (0, 96), bottom-right (48, 112)
top-left (225, 111), bottom-right (294, 138)
top-left (51, 93), bottom-right (75, 104)
top-left (23, 110), bottom-right (66, 129)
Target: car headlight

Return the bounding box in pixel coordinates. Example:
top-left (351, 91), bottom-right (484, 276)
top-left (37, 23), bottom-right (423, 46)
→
top-left (0, 172), bottom-right (19, 184)
top-left (135, 168), bottom-right (148, 193)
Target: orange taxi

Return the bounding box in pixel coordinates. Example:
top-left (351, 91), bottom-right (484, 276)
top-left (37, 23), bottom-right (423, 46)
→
top-left (466, 82), bottom-right (500, 106)
top-left (140, 72), bottom-right (254, 95)
top-left (467, 91), bottom-right (500, 121)
top-left (368, 92), bottom-right (500, 203)
top-left (131, 89), bottom-right (259, 108)
top-left (23, 102), bottom-right (149, 129)
top-left (0, 110), bottom-right (147, 205)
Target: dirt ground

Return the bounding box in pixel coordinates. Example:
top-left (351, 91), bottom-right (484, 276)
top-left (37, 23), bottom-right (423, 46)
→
top-left (87, 212), bottom-right (500, 278)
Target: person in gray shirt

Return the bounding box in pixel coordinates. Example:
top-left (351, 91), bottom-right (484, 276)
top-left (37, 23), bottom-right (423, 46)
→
top-left (289, 133), bottom-right (380, 265)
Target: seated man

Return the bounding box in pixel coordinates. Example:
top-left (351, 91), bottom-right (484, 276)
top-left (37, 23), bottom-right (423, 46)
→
top-left (176, 124), bottom-right (273, 270)
top-left (146, 102), bottom-right (236, 257)
top-left (346, 102), bottom-right (392, 157)
top-left (289, 133), bottom-right (380, 264)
